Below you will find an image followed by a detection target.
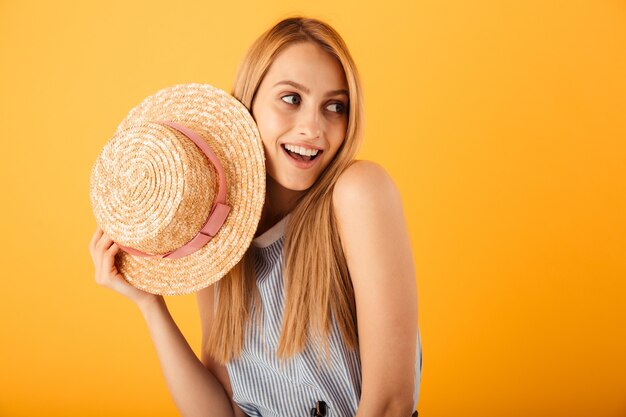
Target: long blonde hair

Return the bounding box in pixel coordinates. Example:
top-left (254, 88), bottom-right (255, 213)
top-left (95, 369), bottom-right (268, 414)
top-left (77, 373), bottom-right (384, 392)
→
top-left (207, 16), bottom-right (365, 363)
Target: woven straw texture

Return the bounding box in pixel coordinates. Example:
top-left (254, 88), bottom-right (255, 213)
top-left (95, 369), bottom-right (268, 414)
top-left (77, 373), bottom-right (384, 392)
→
top-left (90, 83), bottom-right (265, 295)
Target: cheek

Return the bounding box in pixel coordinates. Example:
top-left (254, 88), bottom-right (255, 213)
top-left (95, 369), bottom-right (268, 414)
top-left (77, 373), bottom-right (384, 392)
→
top-left (256, 110), bottom-right (289, 148)
top-left (328, 120), bottom-right (348, 150)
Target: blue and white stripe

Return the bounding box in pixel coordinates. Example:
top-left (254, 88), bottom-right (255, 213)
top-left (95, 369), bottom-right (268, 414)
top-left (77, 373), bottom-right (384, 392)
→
top-left (222, 216), bottom-right (422, 417)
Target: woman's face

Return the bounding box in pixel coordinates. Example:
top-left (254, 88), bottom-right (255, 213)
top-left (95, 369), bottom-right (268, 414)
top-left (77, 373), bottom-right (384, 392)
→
top-left (251, 41), bottom-right (349, 191)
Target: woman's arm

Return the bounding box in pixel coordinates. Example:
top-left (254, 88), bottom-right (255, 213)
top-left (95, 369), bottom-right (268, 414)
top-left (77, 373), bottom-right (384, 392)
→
top-left (332, 161), bottom-right (418, 417)
top-left (196, 285), bottom-right (248, 417)
top-left (89, 228), bottom-right (238, 417)
top-left (138, 296), bottom-right (239, 417)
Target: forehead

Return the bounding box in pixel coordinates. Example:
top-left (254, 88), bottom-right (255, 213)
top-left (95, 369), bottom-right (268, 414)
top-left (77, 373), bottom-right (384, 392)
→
top-left (263, 42), bottom-right (348, 90)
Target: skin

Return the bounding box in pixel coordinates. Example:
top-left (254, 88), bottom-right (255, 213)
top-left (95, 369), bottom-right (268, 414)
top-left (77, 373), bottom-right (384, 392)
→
top-left (89, 40), bottom-right (418, 417)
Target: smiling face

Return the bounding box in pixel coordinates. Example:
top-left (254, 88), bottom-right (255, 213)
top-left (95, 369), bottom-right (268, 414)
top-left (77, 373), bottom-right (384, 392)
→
top-left (251, 41), bottom-right (349, 191)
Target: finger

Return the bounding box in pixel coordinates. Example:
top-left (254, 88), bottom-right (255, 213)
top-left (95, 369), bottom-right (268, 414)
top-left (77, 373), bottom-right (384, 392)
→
top-left (96, 231), bottom-right (115, 253)
top-left (106, 242), bottom-right (120, 255)
top-left (102, 244), bottom-right (122, 281)
top-left (96, 243), bottom-right (117, 285)
top-left (89, 227), bottom-right (104, 256)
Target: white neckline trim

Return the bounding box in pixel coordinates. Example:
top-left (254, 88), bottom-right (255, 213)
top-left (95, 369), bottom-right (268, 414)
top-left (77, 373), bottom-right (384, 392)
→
top-left (252, 213), bottom-right (291, 248)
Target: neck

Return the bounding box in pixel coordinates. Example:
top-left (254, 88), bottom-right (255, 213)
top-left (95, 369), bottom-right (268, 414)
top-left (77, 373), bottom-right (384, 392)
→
top-left (255, 175), bottom-right (305, 237)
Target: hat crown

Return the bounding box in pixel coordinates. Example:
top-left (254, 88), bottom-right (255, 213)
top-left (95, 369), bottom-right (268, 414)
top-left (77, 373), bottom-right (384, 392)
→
top-left (90, 121), bottom-right (218, 255)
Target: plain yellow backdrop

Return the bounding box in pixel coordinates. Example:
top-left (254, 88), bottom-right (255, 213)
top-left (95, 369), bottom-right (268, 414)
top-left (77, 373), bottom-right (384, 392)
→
top-left (1, 0), bottom-right (625, 416)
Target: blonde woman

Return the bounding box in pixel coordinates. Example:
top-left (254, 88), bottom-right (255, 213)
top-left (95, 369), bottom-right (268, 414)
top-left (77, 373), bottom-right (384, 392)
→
top-left (89, 16), bottom-right (421, 417)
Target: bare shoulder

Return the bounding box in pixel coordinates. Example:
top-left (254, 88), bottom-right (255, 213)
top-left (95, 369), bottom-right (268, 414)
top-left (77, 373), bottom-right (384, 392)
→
top-left (332, 159), bottom-right (408, 268)
top-left (332, 159), bottom-right (402, 215)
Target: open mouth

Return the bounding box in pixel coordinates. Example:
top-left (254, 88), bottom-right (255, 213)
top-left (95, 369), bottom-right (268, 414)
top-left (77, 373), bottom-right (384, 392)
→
top-left (281, 144), bottom-right (323, 162)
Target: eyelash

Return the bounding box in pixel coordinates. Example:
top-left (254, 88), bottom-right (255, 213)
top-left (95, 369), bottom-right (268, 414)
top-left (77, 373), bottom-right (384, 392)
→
top-left (281, 94), bottom-right (346, 114)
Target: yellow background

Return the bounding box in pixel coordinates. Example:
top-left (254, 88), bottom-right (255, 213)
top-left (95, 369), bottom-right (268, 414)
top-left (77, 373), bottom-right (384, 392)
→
top-left (1, 0), bottom-right (625, 416)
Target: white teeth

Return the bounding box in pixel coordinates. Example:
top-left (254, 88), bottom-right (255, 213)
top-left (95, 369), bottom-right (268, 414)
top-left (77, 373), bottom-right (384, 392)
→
top-left (284, 144), bottom-right (319, 156)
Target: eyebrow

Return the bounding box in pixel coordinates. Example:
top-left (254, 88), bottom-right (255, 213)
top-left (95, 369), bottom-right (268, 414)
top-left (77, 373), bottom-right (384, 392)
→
top-left (273, 80), bottom-right (349, 98)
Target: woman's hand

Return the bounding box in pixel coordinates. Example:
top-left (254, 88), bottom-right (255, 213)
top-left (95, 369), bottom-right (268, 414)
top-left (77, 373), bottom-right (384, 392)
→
top-left (88, 227), bottom-right (161, 309)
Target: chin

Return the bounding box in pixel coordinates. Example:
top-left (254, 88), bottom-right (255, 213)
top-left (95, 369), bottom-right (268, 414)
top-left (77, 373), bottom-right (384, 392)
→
top-left (282, 178), bottom-right (315, 191)
top-left (269, 172), bottom-right (316, 192)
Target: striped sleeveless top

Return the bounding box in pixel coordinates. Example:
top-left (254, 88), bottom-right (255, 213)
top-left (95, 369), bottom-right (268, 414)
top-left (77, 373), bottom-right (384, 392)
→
top-left (224, 214), bottom-right (422, 417)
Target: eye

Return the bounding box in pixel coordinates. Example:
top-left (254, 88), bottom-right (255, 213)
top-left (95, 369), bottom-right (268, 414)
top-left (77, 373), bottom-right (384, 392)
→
top-left (326, 102), bottom-right (346, 114)
top-left (281, 94), bottom-right (301, 105)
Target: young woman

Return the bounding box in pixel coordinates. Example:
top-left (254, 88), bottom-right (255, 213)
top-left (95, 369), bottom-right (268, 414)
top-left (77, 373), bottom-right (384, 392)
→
top-left (89, 16), bottom-right (421, 417)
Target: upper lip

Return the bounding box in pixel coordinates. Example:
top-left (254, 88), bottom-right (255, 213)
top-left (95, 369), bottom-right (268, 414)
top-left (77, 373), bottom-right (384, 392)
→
top-left (281, 142), bottom-right (324, 151)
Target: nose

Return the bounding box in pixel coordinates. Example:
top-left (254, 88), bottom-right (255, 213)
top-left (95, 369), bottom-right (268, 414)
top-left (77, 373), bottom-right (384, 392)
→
top-left (296, 105), bottom-right (321, 139)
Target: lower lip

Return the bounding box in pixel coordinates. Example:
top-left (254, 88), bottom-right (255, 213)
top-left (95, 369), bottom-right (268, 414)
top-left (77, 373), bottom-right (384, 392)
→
top-left (281, 145), bottom-right (322, 169)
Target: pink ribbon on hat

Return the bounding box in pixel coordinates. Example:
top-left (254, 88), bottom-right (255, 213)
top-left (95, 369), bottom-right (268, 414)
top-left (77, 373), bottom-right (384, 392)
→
top-left (116, 121), bottom-right (231, 259)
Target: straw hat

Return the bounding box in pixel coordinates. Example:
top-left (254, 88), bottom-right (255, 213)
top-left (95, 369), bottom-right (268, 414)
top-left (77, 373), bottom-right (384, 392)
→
top-left (89, 83), bottom-right (265, 295)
